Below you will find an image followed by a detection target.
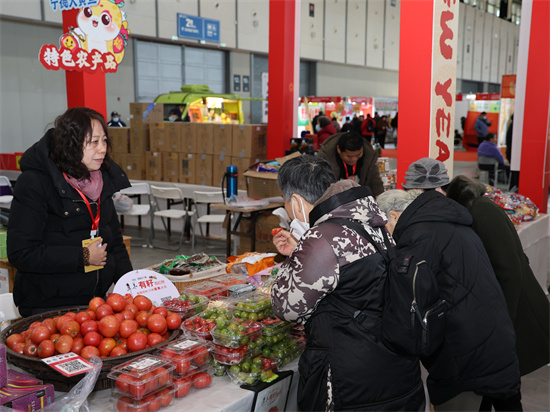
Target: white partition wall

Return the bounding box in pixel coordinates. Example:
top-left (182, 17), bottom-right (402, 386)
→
top-left (383, 0), bottom-right (400, 71)
top-left (366, 0), bottom-right (385, 69)
top-left (345, 0), bottom-right (367, 66)
top-left (462, 4), bottom-right (476, 80)
top-left (237, 0), bottom-right (269, 53)
top-left (323, 0), bottom-right (346, 64)
top-left (481, 13), bottom-right (494, 82)
top-left (300, 0), bottom-right (324, 60)
top-left (472, 8), bottom-right (485, 81)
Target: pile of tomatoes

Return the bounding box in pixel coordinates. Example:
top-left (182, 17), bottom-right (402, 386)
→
top-left (4, 293), bottom-right (182, 359)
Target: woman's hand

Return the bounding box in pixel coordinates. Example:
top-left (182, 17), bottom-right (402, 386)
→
top-left (88, 238), bottom-right (108, 266)
top-left (272, 229), bottom-right (297, 256)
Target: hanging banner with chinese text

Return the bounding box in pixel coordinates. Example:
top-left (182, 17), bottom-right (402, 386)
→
top-left (39, 0), bottom-right (130, 73)
top-left (429, 0), bottom-right (459, 175)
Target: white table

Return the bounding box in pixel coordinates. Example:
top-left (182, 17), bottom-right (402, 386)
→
top-left (517, 213), bottom-right (549, 292)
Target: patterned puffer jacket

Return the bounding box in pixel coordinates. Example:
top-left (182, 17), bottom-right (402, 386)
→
top-left (271, 183), bottom-right (425, 411)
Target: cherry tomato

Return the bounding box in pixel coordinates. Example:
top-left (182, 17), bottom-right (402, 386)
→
top-left (271, 227), bottom-right (283, 236)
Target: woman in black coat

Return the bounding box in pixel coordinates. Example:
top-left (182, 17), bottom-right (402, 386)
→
top-left (445, 175), bottom-right (550, 376)
top-left (8, 107), bottom-right (133, 317)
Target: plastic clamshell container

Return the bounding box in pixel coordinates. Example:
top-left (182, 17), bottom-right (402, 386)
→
top-left (157, 338), bottom-right (213, 375)
top-left (113, 383), bottom-right (176, 410)
top-left (211, 360), bottom-right (230, 377)
top-left (108, 355), bottom-right (175, 400)
top-left (211, 274), bottom-right (250, 288)
top-left (173, 368), bottom-right (213, 399)
top-left (260, 317), bottom-right (292, 337)
top-left (211, 342), bottom-right (265, 365)
top-left (227, 369), bottom-right (260, 386)
top-left (229, 292), bottom-right (273, 320)
top-left (162, 294), bottom-right (209, 320)
top-left (182, 307), bottom-right (234, 340)
top-left (184, 281), bottom-right (229, 299)
top-left (210, 319), bottom-right (263, 349)
top-left (269, 337), bottom-right (305, 365)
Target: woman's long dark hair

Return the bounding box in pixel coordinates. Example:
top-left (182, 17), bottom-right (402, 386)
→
top-left (50, 107), bottom-right (112, 179)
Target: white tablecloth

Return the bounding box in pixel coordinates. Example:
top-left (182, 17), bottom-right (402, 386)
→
top-left (516, 213), bottom-right (549, 292)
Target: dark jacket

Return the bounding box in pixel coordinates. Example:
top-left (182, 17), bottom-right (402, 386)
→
top-left (446, 176), bottom-right (550, 376)
top-left (8, 130), bottom-right (133, 316)
top-left (392, 190), bottom-right (520, 405)
top-left (317, 133), bottom-right (384, 197)
top-left (317, 123), bottom-right (337, 146)
top-left (272, 183), bottom-right (424, 411)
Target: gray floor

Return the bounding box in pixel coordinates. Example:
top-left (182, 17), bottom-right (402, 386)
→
top-left (122, 158), bottom-right (549, 412)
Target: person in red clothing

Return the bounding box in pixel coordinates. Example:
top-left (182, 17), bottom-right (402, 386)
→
top-left (361, 113), bottom-right (376, 143)
top-left (316, 115), bottom-right (337, 145)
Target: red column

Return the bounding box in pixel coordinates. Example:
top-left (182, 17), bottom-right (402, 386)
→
top-left (516, 0), bottom-right (550, 213)
top-left (62, 9), bottom-right (107, 120)
top-left (267, 0), bottom-right (300, 159)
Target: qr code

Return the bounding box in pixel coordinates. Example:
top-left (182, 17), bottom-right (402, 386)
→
top-left (57, 359), bottom-right (91, 375)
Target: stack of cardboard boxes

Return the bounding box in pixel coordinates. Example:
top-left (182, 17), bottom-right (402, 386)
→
top-left (110, 103), bottom-right (268, 190)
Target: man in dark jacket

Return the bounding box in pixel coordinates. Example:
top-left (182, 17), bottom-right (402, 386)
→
top-left (395, 158), bottom-right (521, 410)
top-left (317, 132), bottom-right (384, 197)
top-left (8, 126), bottom-right (133, 316)
top-left (271, 155), bottom-right (425, 411)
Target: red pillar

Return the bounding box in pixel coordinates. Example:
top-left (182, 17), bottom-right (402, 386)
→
top-left (267, 0), bottom-right (300, 159)
top-left (62, 9), bottom-right (107, 120)
top-left (515, 0), bottom-right (550, 213)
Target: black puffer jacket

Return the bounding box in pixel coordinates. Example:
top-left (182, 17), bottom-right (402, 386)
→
top-left (392, 190), bottom-right (520, 405)
top-left (272, 184), bottom-right (424, 411)
top-left (8, 129), bottom-right (133, 316)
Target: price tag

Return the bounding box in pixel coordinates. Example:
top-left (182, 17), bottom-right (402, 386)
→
top-left (173, 340), bottom-right (198, 350)
top-left (126, 356), bottom-right (161, 371)
top-left (42, 352), bottom-right (94, 377)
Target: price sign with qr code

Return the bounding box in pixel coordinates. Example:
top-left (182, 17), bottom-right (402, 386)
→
top-left (42, 352), bottom-right (94, 377)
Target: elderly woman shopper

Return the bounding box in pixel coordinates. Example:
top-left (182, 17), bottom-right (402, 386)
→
top-left (271, 155), bottom-right (425, 411)
top-left (8, 107), bottom-right (133, 317)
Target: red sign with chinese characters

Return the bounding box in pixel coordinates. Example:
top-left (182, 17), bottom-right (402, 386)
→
top-left (39, 45), bottom-right (118, 73)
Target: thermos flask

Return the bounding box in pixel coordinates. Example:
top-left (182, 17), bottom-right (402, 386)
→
top-left (223, 165), bottom-right (238, 199)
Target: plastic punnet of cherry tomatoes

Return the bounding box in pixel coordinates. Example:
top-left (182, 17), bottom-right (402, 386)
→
top-left (156, 337), bottom-right (213, 376)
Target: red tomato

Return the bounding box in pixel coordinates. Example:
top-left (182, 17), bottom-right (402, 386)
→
top-left (173, 354), bottom-right (191, 374)
top-left (174, 377), bottom-right (192, 398)
top-left (124, 293), bottom-right (134, 304)
top-left (80, 320), bottom-right (99, 335)
top-left (80, 346), bottom-right (100, 360)
top-left (106, 293), bottom-right (127, 312)
top-left (75, 311), bottom-right (91, 325)
top-left (116, 337), bottom-right (128, 350)
top-left (116, 373), bottom-right (133, 394)
top-left (83, 331), bottom-right (102, 347)
top-left (31, 326), bottom-right (51, 345)
top-left (119, 319), bottom-right (139, 339)
top-left (13, 342), bottom-right (25, 354)
top-left (98, 337), bottom-right (117, 356)
top-left (154, 366), bottom-right (170, 387)
top-left (84, 309), bottom-right (97, 321)
top-left (120, 309), bottom-right (135, 320)
top-left (158, 388), bottom-right (173, 407)
top-left (147, 333), bottom-right (163, 347)
top-left (192, 346), bottom-right (209, 365)
top-left (144, 394), bottom-right (160, 412)
top-left (192, 372), bottom-right (212, 389)
top-left (98, 315), bottom-right (120, 338)
top-left (116, 396), bottom-right (131, 412)
top-left (37, 339), bottom-right (55, 358)
top-left (5, 333), bottom-right (24, 350)
top-left (130, 378), bottom-right (146, 399)
top-left (135, 311), bottom-right (150, 328)
top-left (114, 313), bottom-right (125, 323)
top-left (41, 318), bottom-right (57, 335)
top-left (142, 371), bottom-right (157, 393)
top-left (55, 335), bottom-right (73, 354)
top-left (133, 295), bottom-right (152, 312)
top-left (59, 320), bottom-right (80, 338)
top-left (50, 333), bottom-right (61, 344)
top-left (55, 315), bottom-right (72, 330)
top-left (88, 297), bottom-right (105, 312)
top-left (152, 307), bottom-right (167, 318)
top-left (124, 303), bottom-right (139, 315)
top-left (71, 336), bottom-right (85, 355)
top-left (95, 304), bottom-right (115, 320)
top-left (165, 313), bottom-right (182, 330)
top-left (65, 312), bottom-right (77, 319)
top-left (271, 227), bottom-right (283, 236)
top-left (127, 332), bottom-right (147, 352)
top-left (160, 349), bottom-right (174, 359)
top-left (146, 314), bottom-right (167, 334)
top-left (110, 346), bottom-right (128, 357)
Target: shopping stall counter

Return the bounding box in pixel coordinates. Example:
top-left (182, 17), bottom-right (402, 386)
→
top-left (517, 213), bottom-right (549, 291)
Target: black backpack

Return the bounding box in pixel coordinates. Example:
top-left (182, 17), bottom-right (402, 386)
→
top-left (328, 218), bottom-right (446, 358)
top-left (366, 119), bottom-right (374, 132)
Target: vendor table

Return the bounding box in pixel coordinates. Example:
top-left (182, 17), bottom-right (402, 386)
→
top-left (212, 202), bottom-right (284, 257)
top-left (44, 358), bottom-right (300, 412)
top-left (517, 213), bottom-right (549, 292)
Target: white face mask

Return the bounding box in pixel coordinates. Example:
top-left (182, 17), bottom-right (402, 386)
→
top-left (289, 196), bottom-right (310, 240)
top-left (315, 124), bottom-right (321, 132)
top-left (113, 117), bottom-right (120, 122)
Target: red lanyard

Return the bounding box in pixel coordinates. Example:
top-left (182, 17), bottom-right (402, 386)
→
top-left (63, 172), bottom-right (100, 236)
top-left (343, 161), bottom-right (357, 180)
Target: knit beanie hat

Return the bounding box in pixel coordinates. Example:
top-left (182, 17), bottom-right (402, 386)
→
top-left (402, 157), bottom-right (450, 189)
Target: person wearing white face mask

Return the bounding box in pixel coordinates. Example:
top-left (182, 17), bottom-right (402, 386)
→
top-left (271, 155), bottom-right (425, 412)
top-left (107, 111), bottom-right (127, 127)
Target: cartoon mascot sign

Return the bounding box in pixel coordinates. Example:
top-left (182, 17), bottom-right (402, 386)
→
top-left (39, 0), bottom-right (129, 73)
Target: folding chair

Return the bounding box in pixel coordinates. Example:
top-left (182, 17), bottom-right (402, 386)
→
top-left (117, 182), bottom-right (154, 248)
top-left (192, 191), bottom-right (226, 248)
top-left (478, 156), bottom-right (510, 188)
top-left (150, 185), bottom-right (195, 252)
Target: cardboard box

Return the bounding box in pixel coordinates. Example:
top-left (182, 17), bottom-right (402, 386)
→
top-left (163, 152), bottom-right (180, 183)
top-left (237, 212), bottom-right (280, 254)
top-left (213, 124), bottom-right (233, 157)
top-left (195, 154), bottom-right (213, 186)
top-left (129, 127), bottom-right (149, 154)
top-left (179, 154), bottom-right (196, 184)
top-left (6, 370), bottom-right (42, 386)
top-left (0, 259), bottom-right (16, 293)
top-left (195, 124), bottom-right (214, 155)
top-left (108, 127), bottom-right (129, 153)
top-left (244, 168), bottom-right (282, 199)
top-left (149, 123), bottom-right (168, 152)
top-left (110, 152), bottom-right (127, 171)
top-left (165, 122), bottom-right (183, 152)
top-left (124, 154), bottom-right (145, 180)
top-left (145, 151), bottom-right (162, 181)
top-left (129, 102), bottom-right (164, 128)
top-left (212, 154), bottom-right (232, 189)
top-left (0, 382), bottom-right (54, 410)
top-left (231, 124), bottom-right (267, 159)
top-left (229, 156), bottom-right (254, 192)
top-left (181, 123), bottom-right (198, 153)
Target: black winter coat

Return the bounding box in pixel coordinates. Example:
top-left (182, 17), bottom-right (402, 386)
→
top-left (392, 190), bottom-right (520, 405)
top-left (446, 176), bottom-right (550, 375)
top-left (272, 185), bottom-right (424, 411)
top-left (8, 130), bottom-right (133, 316)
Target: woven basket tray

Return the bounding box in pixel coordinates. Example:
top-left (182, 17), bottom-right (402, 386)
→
top-left (0, 306), bottom-right (181, 392)
top-left (163, 264), bottom-right (228, 293)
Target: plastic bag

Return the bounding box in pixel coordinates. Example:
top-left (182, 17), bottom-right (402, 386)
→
top-left (112, 192), bottom-right (133, 213)
top-left (226, 252), bottom-right (276, 277)
top-left (41, 356), bottom-right (103, 412)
